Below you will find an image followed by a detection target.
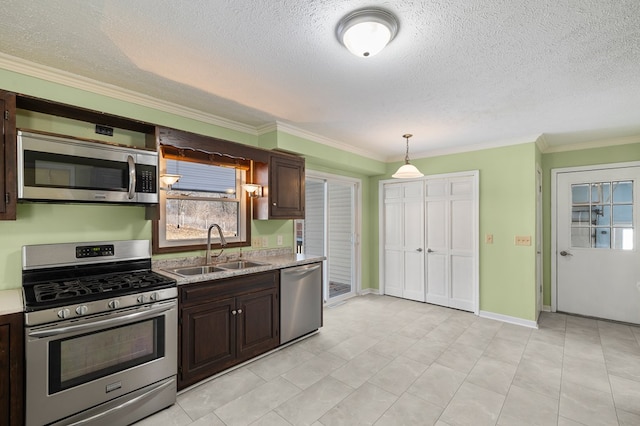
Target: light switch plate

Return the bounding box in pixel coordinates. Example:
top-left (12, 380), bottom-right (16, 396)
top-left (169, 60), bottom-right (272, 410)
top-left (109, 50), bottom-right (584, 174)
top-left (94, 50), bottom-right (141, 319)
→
top-left (485, 234), bottom-right (493, 244)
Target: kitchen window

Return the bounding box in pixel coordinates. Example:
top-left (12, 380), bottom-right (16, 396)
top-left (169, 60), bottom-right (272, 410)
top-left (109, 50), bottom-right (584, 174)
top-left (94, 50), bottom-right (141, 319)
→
top-left (153, 145), bottom-right (251, 253)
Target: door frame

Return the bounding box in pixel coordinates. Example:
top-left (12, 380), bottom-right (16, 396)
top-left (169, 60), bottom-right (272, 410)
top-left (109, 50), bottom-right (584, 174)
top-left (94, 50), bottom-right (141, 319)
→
top-left (305, 170), bottom-right (362, 302)
top-left (536, 165), bottom-right (543, 319)
top-left (550, 161), bottom-right (640, 312)
top-left (379, 170), bottom-right (479, 314)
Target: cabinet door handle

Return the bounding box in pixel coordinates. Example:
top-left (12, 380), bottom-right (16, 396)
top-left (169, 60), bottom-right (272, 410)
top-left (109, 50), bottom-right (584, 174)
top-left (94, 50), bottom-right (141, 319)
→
top-left (232, 310), bottom-right (237, 315)
top-left (237, 309), bottom-right (243, 314)
top-left (272, 202), bottom-right (277, 206)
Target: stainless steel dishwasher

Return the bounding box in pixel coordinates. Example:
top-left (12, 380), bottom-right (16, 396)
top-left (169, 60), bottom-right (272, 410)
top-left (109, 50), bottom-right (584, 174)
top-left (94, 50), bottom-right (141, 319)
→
top-left (280, 262), bottom-right (323, 344)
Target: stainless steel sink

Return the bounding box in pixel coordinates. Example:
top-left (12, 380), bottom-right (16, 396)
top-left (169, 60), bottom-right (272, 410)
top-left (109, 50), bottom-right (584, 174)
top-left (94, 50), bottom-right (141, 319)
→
top-left (215, 260), bottom-right (268, 269)
top-left (171, 265), bottom-right (225, 276)
top-left (171, 260), bottom-right (268, 276)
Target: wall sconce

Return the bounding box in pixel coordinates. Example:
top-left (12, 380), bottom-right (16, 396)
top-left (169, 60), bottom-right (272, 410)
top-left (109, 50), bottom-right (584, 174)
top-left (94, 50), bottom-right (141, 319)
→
top-left (160, 174), bottom-right (181, 190)
top-left (242, 183), bottom-right (263, 198)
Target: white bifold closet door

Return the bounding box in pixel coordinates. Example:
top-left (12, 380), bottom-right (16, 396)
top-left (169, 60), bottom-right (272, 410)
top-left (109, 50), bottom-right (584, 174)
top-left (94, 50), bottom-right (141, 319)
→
top-left (425, 177), bottom-right (476, 312)
top-left (383, 181), bottom-right (426, 302)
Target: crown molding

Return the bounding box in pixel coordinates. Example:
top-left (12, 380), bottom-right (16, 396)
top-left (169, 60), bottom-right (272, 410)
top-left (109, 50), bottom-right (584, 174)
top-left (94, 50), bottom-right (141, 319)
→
top-left (257, 121), bottom-right (387, 162)
top-left (535, 134), bottom-right (550, 153)
top-left (389, 134), bottom-right (542, 162)
top-left (538, 133), bottom-right (640, 153)
top-left (0, 52), bottom-right (258, 136)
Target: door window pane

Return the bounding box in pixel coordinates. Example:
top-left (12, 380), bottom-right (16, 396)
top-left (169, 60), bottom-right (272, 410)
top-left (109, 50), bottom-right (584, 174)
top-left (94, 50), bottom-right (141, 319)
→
top-left (613, 181), bottom-right (633, 203)
top-left (592, 205), bottom-right (610, 226)
top-left (572, 184), bottom-right (590, 204)
top-left (591, 182), bottom-right (611, 203)
top-left (570, 180), bottom-right (634, 250)
top-left (571, 206), bottom-right (590, 225)
top-left (613, 205), bottom-right (633, 226)
top-left (571, 227), bottom-right (591, 248)
top-left (612, 228), bottom-right (634, 250)
top-left (594, 227), bottom-right (610, 248)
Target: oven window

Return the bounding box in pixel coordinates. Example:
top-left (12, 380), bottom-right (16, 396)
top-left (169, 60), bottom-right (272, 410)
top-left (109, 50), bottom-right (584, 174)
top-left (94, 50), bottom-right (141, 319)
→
top-left (49, 317), bottom-right (165, 394)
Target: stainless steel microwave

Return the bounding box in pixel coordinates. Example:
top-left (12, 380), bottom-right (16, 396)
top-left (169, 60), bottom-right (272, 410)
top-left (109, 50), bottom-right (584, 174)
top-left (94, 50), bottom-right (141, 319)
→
top-left (17, 130), bottom-right (159, 204)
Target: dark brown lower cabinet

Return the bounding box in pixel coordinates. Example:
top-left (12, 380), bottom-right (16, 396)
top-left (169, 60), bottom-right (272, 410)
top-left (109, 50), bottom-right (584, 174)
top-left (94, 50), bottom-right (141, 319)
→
top-left (178, 271), bottom-right (279, 390)
top-left (0, 312), bottom-right (23, 426)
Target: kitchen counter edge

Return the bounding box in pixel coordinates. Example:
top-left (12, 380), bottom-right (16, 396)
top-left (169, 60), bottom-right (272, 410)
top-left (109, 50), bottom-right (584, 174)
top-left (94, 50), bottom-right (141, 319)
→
top-left (0, 289), bottom-right (24, 315)
top-left (153, 254), bottom-right (325, 285)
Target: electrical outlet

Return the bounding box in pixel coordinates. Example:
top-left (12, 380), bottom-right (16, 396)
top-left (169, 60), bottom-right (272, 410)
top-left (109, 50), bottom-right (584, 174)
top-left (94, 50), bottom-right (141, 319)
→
top-left (261, 236), bottom-right (269, 247)
top-left (485, 234), bottom-right (493, 244)
top-left (277, 235), bottom-right (283, 246)
top-left (515, 235), bottom-right (531, 246)
top-left (252, 237), bottom-right (261, 247)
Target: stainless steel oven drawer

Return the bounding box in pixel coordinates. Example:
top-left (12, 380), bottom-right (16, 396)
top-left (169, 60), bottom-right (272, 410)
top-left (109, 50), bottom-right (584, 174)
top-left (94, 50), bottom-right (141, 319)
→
top-left (51, 376), bottom-right (176, 426)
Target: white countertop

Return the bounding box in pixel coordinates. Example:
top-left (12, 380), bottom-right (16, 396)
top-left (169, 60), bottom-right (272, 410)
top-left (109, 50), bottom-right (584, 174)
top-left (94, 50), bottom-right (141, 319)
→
top-left (0, 289), bottom-right (23, 315)
top-left (154, 253), bottom-right (325, 285)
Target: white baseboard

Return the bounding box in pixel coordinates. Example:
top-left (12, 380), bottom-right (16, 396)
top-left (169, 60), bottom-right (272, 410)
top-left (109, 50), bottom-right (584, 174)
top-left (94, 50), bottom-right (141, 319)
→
top-left (359, 288), bottom-right (380, 295)
top-left (543, 305), bottom-right (552, 312)
top-left (479, 310), bottom-right (539, 329)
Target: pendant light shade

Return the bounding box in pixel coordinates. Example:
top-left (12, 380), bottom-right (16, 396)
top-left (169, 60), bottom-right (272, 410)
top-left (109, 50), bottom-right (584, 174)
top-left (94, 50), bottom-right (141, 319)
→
top-left (336, 8), bottom-right (399, 58)
top-left (392, 134), bottom-right (423, 179)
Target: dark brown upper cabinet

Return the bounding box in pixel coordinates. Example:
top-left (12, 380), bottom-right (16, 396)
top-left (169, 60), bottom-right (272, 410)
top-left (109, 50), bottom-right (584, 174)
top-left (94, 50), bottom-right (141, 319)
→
top-left (253, 153), bottom-right (305, 220)
top-left (0, 90), bottom-right (16, 220)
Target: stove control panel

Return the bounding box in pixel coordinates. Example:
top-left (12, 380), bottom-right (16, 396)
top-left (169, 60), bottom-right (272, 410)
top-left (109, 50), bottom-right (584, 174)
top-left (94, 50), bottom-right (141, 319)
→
top-left (75, 244), bottom-right (115, 258)
top-left (25, 287), bottom-right (178, 326)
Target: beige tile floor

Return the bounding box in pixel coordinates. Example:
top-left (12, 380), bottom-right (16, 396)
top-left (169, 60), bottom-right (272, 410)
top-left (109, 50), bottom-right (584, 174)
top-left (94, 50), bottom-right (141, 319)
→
top-left (137, 295), bottom-right (640, 426)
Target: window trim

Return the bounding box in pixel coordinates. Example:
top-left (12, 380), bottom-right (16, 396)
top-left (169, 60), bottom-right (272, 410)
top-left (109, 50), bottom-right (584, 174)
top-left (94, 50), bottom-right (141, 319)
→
top-left (152, 147), bottom-right (252, 255)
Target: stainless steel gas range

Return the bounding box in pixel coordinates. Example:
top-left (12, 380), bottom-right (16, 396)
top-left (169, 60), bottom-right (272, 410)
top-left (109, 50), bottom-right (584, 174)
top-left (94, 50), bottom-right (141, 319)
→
top-left (22, 240), bottom-right (177, 426)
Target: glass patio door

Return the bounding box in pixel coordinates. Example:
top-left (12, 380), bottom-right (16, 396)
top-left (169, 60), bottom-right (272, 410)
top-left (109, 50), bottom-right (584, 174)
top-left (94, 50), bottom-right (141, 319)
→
top-left (295, 173), bottom-right (359, 302)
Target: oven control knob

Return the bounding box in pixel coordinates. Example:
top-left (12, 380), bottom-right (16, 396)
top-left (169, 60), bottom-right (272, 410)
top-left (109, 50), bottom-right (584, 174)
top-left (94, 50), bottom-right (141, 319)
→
top-left (150, 292), bottom-right (159, 301)
top-left (75, 305), bottom-right (89, 315)
top-left (137, 295), bottom-right (147, 304)
top-left (57, 308), bottom-right (71, 319)
top-left (108, 300), bottom-right (120, 309)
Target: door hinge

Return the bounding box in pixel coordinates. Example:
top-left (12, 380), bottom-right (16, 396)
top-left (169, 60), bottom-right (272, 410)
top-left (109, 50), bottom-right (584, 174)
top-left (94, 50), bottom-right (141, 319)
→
top-left (4, 110), bottom-right (8, 120)
top-left (5, 193), bottom-right (9, 205)
top-left (178, 316), bottom-right (182, 326)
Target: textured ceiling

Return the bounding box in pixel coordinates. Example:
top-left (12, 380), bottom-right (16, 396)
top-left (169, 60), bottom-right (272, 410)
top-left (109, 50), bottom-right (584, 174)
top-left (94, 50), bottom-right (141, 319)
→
top-left (1, 0), bottom-right (640, 160)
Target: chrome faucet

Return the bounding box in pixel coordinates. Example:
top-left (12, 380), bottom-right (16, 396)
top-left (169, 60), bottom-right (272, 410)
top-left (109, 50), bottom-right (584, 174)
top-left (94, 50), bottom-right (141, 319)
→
top-left (206, 223), bottom-right (227, 264)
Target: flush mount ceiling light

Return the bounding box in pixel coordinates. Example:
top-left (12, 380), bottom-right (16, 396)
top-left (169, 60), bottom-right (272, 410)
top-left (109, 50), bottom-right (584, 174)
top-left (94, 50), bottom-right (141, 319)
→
top-left (336, 8), bottom-right (399, 57)
top-left (392, 134), bottom-right (424, 179)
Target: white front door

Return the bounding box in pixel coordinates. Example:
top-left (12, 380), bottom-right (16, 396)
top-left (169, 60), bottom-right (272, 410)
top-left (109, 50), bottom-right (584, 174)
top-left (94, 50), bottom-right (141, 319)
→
top-left (425, 176), bottom-right (477, 312)
top-left (555, 165), bottom-right (640, 323)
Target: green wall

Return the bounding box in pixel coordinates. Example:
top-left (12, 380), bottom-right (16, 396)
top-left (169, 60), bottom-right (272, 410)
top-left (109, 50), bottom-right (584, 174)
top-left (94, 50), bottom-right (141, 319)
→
top-left (0, 68), bottom-right (382, 293)
top-left (0, 66), bottom-right (549, 323)
top-left (370, 143), bottom-right (539, 321)
top-left (540, 141), bottom-right (640, 306)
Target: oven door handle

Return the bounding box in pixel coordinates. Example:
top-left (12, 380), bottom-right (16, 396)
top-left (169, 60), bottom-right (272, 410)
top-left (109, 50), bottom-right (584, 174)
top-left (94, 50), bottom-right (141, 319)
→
top-left (28, 303), bottom-right (175, 338)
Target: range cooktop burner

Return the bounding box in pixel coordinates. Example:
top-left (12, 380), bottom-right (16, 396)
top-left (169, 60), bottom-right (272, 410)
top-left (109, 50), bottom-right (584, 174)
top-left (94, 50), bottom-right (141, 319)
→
top-left (32, 271), bottom-right (172, 304)
top-left (22, 240), bottom-right (177, 315)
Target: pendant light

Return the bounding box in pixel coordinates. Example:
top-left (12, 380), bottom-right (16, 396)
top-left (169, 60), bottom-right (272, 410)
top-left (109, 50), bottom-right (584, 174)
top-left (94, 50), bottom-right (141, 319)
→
top-left (336, 8), bottom-right (399, 58)
top-left (392, 134), bottom-right (424, 179)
